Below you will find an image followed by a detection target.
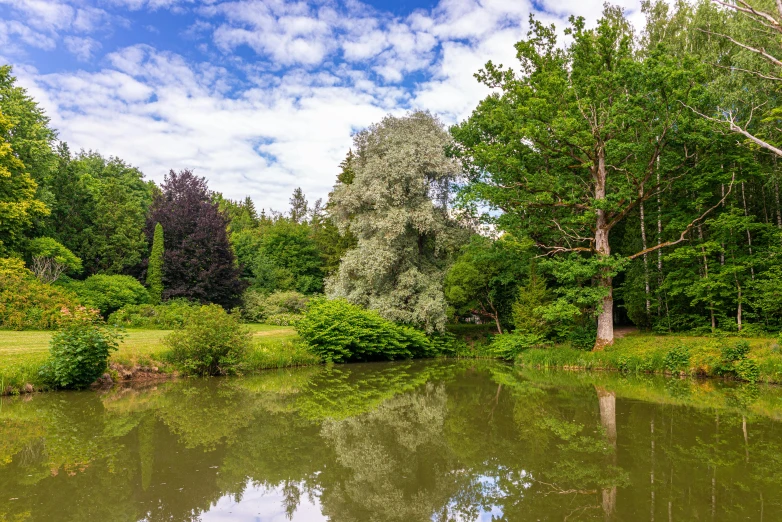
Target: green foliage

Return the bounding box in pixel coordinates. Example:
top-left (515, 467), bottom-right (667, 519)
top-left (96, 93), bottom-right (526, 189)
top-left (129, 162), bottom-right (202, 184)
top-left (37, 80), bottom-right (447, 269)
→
top-left (445, 235), bottom-right (528, 332)
top-left (296, 298), bottom-right (438, 363)
top-left (512, 263), bottom-right (551, 335)
top-left (164, 304), bottom-right (252, 376)
top-left (47, 149), bottom-right (154, 275)
top-left (663, 345), bottom-right (691, 373)
top-left (716, 341), bottom-right (759, 383)
top-left (722, 340), bottom-right (751, 363)
top-left (40, 306), bottom-right (123, 389)
top-left (0, 108), bottom-right (49, 255)
top-left (0, 258), bottom-right (81, 330)
top-left (568, 324), bottom-right (597, 351)
top-left (490, 333), bottom-right (548, 361)
top-left (146, 222), bottom-right (164, 304)
top-left (60, 274), bottom-right (149, 317)
top-left (25, 236), bottom-right (82, 283)
top-left (327, 111), bottom-right (465, 333)
top-left (233, 218), bottom-right (325, 294)
top-left (240, 289), bottom-right (309, 323)
top-left (108, 299), bottom-right (200, 329)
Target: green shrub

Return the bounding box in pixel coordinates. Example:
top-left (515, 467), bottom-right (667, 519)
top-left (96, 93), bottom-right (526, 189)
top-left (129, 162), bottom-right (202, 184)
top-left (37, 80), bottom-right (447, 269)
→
top-left (663, 345), bottom-right (690, 373)
top-left (240, 289), bottom-right (309, 323)
top-left (164, 304), bottom-right (252, 376)
top-left (40, 306), bottom-right (123, 389)
top-left (295, 299), bottom-right (437, 363)
top-left (491, 333), bottom-right (548, 360)
top-left (265, 313), bottom-right (303, 326)
top-left (0, 258), bottom-right (82, 330)
top-left (568, 324), bottom-right (597, 350)
top-left (722, 340), bottom-right (750, 362)
top-left (716, 341), bottom-right (759, 383)
top-left (108, 299), bottom-right (200, 329)
top-left (735, 359), bottom-right (760, 383)
top-left (60, 274), bottom-right (149, 317)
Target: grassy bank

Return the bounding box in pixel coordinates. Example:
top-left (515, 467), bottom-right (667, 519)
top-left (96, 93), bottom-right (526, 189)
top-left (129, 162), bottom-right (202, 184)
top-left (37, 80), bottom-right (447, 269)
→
top-left (517, 333), bottom-right (782, 384)
top-left (0, 324), bottom-right (319, 395)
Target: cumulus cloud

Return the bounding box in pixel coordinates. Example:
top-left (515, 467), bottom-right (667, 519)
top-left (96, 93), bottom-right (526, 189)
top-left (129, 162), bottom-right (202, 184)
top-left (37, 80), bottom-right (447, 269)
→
top-left (3, 0), bottom-right (655, 209)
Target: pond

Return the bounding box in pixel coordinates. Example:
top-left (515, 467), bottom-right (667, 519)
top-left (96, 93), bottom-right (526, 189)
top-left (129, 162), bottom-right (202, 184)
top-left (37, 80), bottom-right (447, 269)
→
top-left (1, 360), bottom-right (781, 521)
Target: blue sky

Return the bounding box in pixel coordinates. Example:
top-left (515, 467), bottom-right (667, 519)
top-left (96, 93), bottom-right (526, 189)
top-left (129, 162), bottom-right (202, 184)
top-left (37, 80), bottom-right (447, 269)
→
top-left (0, 0), bottom-right (646, 210)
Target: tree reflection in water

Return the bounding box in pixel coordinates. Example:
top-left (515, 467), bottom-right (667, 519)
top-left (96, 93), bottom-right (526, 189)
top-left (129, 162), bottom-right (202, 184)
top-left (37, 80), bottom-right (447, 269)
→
top-left (1, 361), bottom-right (781, 521)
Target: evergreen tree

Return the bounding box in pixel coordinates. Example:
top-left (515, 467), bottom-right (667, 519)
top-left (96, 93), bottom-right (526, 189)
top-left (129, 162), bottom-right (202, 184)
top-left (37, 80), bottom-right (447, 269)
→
top-left (146, 223), bottom-right (164, 304)
top-left (146, 169), bottom-right (246, 308)
top-left (289, 187), bottom-right (309, 224)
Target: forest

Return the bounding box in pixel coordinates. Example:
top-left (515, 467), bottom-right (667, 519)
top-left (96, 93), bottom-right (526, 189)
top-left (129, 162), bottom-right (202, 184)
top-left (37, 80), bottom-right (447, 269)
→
top-left (1, 0), bottom-right (782, 386)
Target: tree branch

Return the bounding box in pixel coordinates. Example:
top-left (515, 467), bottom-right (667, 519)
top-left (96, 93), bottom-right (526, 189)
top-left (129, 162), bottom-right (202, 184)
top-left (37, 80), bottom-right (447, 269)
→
top-left (628, 174), bottom-right (736, 260)
top-left (698, 28), bottom-right (782, 68)
top-left (682, 102), bottom-right (782, 158)
top-left (710, 62), bottom-right (782, 81)
top-left (713, 0), bottom-right (782, 33)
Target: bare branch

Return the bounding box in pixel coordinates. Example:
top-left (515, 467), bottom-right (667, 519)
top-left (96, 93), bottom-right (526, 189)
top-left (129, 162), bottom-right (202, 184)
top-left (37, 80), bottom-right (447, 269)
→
top-left (698, 28), bottom-right (782, 68)
top-left (713, 0), bottom-right (782, 33)
top-left (628, 174), bottom-right (736, 260)
top-left (31, 256), bottom-right (66, 284)
top-left (709, 62), bottom-right (782, 81)
top-left (682, 102), bottom-right (782, 158)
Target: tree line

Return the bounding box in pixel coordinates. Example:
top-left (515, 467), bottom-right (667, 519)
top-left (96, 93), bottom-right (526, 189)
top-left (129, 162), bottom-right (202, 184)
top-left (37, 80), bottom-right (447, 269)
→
top-left (1, 0), bottom-right (781, 350)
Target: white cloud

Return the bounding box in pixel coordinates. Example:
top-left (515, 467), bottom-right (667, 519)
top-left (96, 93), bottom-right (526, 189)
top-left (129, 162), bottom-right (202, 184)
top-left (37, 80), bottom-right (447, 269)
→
top-left (63, 36), bottom-right (102, 61)
top-left (4, 0), bottom-right (656, 210)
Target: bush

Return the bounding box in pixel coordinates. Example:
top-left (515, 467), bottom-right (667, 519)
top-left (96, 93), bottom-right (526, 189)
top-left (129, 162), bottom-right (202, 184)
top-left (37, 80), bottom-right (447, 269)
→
top-left (265, 313), bottom-right (303, 326)
top-left (491, 333), bottom-right (548, 361)
top-left (164, 304), bottom-right (252, 376)
top-left (663, 345), bottom-right (690, 373)
top-left (60, 274), bottom-right (149, 317)
top-left (40, 306), bottom-right (123, 389)
top-left (108, 299), bottom-right (200, 329)
top-left (240, 289), bottom-right (309, 323)
top-left (568, 324), bottom-right (597, 351)
top-left (716, 341), bottom-right (759, 383)
top-left (295, 299), bottom-right (438, 363)
top-left (0, 258), bottom-right (82, 330)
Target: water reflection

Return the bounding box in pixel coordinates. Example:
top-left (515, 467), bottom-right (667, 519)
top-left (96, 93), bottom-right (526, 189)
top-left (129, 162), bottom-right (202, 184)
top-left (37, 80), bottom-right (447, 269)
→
top-left (1, 361), bottom-right (781, 521)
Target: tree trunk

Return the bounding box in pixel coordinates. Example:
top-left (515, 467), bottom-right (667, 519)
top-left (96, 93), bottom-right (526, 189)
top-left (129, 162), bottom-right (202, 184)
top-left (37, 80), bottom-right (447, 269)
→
top-left (595, 148), bottom-right (614, 350)
top-left (640, 195), bottom-right (651, 320)
top-left (740, 182), bottom-right (755, 280)
top-left (775, 180), bottom-right (782, 229)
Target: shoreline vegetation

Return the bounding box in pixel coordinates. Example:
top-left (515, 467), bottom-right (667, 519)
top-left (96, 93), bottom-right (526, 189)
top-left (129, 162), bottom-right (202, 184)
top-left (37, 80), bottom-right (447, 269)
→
top-left (0, 324), bottom-right (317, 396)
top-left (4, 323), bottom-right (782, 396)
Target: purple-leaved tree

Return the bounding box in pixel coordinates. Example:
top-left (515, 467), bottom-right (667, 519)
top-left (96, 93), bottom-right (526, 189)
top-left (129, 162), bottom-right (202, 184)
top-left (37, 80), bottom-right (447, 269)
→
top-left (145, 169), bottom-right (246, 308)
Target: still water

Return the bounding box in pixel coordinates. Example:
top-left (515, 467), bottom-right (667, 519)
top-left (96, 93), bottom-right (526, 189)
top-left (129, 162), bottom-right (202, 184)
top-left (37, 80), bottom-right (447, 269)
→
top-left (1, 360), bottom-right (781, 521)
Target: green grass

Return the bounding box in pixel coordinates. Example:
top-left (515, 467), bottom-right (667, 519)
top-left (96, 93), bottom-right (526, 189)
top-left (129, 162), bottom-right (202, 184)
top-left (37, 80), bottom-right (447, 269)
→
top-left (517, 332), bottom-right (782, 383)
top-left (0, 324), bottom-right (313, 394)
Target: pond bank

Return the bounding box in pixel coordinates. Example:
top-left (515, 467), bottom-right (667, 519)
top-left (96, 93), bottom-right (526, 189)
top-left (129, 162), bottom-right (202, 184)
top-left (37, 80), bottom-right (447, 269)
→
top-left (0, 324), bottom-right (318, 395)
top-left (517, 333), bottom-right (782, 384)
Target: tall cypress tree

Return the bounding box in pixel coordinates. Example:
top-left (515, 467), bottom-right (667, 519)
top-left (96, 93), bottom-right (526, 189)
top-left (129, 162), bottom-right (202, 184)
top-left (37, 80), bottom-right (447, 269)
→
top-left (145, 169), bottom-right (246, 308)
top-left (146, 222), bottom-right (164, 304)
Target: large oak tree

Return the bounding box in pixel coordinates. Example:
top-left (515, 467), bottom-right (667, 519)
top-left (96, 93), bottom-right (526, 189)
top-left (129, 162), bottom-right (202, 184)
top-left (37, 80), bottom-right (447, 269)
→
top-left (451, 8), bottom-right (719, 348)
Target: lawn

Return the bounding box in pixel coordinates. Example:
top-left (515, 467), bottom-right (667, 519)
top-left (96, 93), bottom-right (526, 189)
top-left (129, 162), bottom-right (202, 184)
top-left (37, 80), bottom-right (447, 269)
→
top-left (0, 324), bottom-right (313, 395)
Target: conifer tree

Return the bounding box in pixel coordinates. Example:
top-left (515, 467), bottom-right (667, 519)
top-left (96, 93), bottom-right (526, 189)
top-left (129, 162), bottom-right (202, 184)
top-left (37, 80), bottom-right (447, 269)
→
top-left (146, 222), bottom-right (164, 304)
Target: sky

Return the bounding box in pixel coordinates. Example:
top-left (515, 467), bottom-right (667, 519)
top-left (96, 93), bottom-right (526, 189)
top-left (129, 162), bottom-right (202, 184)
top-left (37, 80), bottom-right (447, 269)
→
top-left (0, 0), bottom-right (648, 211)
